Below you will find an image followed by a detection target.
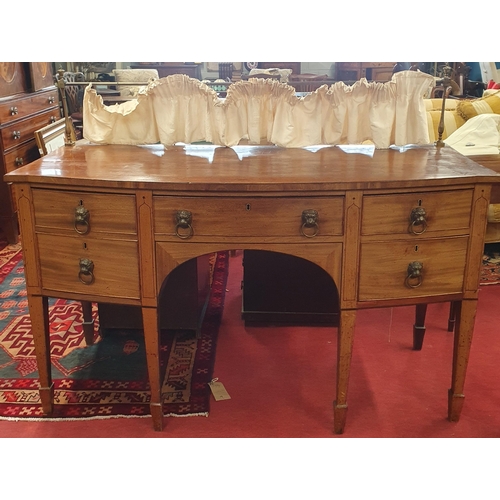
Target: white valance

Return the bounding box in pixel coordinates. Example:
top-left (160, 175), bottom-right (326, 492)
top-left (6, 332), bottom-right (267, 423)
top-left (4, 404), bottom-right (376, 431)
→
top-left (82, 71), bottom-right (434, 149)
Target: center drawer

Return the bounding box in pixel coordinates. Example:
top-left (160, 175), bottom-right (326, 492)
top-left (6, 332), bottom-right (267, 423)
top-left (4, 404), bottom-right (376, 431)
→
top-left (153, 196), bottom-right (344, 239)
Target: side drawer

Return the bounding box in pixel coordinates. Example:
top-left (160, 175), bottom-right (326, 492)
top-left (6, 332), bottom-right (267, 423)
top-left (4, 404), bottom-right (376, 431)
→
top-left (361, 189), bottom-right (473, 236)
top-left (1, 109), bottom-right (60, 150)
top-left (358, 237), bottom-right (468, 301)
top-left (154, 196), bottom-right (344, 239)
top-left (32, 189), bottom-right (138, 235)
top-left (37, 234), bottom-right (140, 299)
top-left (0, 89), bottom-right (59, 125)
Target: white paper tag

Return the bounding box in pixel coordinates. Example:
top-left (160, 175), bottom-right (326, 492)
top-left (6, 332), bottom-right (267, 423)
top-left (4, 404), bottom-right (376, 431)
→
top-left (208, 378), bottom-right (231, 401)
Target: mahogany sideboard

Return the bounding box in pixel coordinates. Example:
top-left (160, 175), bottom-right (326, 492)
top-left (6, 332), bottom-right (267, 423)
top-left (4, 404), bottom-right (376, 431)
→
top-left (4, 143), bottom-right (500, 433)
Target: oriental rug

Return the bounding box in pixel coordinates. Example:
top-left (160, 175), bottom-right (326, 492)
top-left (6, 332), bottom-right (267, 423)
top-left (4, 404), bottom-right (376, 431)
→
top-left (0, 240), bottom-right (229, 421)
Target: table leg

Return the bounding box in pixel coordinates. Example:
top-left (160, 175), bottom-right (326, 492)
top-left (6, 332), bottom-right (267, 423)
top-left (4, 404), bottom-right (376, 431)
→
top-left (142, 306), bottom-right (163, 431)
top-left (448, 299), bottom-right (477, 422)
top-left (27, 295), bottom-right (53, 414)
top-left (413, 303), bottom-right (428, 350)
top-left (333, 309), bottom-right (356, 434)
top-left (81, 301), bottom-right (95, 345)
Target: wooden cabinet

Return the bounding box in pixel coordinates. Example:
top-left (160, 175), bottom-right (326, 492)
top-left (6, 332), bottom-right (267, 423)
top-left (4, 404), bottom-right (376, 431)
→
top-left (0, 62), bottom-right (59, 243)
top-left (130, 63), bottom-right (202, 79)
top-left (335, 62), bottom-right (397, 82)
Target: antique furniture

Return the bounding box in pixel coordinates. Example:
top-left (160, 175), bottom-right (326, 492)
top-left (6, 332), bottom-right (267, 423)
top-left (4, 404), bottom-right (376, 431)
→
top-left (335, 62), bottom-right (397, 82)
top-left (0, 62), bottom-right (59, 243)
top-left (4, 143), bottom-right (499, 434)
top-left (259, 62), bottom-right (301, 75)
top-left (130, 63), bottom-right (202, 80)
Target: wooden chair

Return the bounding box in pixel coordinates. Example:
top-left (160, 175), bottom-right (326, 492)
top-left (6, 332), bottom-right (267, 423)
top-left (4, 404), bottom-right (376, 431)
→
top-left (60, 71), bottom-right (85, 138)
top-left (34, 120), bottom-right (95, 346)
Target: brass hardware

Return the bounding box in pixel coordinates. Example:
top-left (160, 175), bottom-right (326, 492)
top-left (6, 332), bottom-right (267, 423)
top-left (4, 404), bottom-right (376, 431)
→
top-left (12, 131), bottom-right (21, 140)
top-left (14, 157), bottom-right (24, 166)
top-left (50, 116), bottom-right (56, 123)
top-left (9, 106), bottom-right (18, 115)
top-left (405, 261), bottom-right (423, 288)
top-left (408, 207), bottom-right (427, 235)
top-left (74, 204), bottom-right (90, 234)
top-left (48, 96), bottom-right (55, 104)
top-left (175, 210), bottom-right (194, 239)
top-left (301, 209), bottom-right (319, 238)
top-left (78, 258), bottom-right (95, 285)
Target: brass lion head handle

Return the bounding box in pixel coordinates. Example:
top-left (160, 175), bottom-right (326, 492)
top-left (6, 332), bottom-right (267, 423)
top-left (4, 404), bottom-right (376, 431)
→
top-left (74, 204), bottom-right (90, 235)
top-left (78, 258), bottom-right (95, 285)
top-left (408, 207), bottom-right (427, 235)
top-left (301, 209), bottom-right (319, 238)
top-left (405, 261), bottom-right (423, 288)
top-left (175, 210), bottom-right (194, 239)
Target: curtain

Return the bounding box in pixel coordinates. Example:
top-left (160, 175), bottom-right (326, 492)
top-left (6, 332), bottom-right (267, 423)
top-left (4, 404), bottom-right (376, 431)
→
top-left (82, 71), bottom-right (435, 149)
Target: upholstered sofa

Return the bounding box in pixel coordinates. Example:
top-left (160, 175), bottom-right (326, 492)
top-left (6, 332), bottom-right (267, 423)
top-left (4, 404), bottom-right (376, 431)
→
top-left (424, 89), bottom-right (500, 142)
top-left (425, 90), bottom-right (500, 242)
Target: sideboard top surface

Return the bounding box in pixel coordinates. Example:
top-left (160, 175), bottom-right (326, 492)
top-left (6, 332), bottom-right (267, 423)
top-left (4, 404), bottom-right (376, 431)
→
top-left (5, 143), bottom-right (500, 192)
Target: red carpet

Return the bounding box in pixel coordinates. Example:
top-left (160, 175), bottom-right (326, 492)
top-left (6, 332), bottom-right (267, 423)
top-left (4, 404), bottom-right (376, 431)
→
top-left (1, 247), bottom-right (499, 438)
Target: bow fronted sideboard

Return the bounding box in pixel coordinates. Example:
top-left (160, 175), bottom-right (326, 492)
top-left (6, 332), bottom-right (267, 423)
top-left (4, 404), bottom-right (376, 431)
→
top-left (4, 143), bottom-right (500, 433)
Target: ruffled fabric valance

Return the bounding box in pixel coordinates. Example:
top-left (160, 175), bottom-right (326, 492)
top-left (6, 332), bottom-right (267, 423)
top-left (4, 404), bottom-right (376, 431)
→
top-left (82, 71), bottom-right (435, 149)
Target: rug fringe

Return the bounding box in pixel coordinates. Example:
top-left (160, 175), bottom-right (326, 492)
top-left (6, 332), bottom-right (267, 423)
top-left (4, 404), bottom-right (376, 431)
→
top-left (0, 412), bottom-right (209, 423)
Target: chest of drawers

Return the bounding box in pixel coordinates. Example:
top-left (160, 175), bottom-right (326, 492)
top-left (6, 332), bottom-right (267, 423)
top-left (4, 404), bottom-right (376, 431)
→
top-left (4, 143), bottom-right (500, 434)
top-left (0, 62), bottom-right (59, 243)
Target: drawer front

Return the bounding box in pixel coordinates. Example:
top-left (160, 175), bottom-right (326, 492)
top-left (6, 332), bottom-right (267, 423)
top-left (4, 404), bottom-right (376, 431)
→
top-left (1, 109), bottom-right (59, 150)
top-left (37, 234), bottom-right (140, 299)
top-left (4, 139), bottom-right (40, 173)
top-left (0, 89), bottom-right (59, 125)
top-left (32, 189), bottom-right (138, 236)
top-left (154, 196), bottom-right (344, 238)
top-left (358, 237), bottom-right (468, 301)
top-left (361, 189), bottom-right (473, 236)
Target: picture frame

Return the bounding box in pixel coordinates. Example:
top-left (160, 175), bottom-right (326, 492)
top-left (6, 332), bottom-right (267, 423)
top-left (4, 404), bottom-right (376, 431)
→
top-left (34, 118), bottom-right (67, 156)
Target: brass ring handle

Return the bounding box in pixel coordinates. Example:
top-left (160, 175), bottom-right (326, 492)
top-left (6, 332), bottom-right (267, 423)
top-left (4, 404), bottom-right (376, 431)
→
top-left (405, 261), bottom-right (423, 288)
top-left (78, 258), bottom-right (95, 285)
top-left (301, 222), bottom-right (319, 238)
top-left (408, 207), bottom-right (427, 235)
top-left (48, 96), bottom-right (55, 104)
top-left (12, 131), bottom-right (21, 140)
top-left (301, 209), bottom-right (319, 238)
top-left (15, 157), bottom-right (24, 167)
top-left (10, 106), bottom-right (18, 115)
top-left (175, 210), bottom-right (193, 239)
top-left (74, 204), bottom-right (90, 235)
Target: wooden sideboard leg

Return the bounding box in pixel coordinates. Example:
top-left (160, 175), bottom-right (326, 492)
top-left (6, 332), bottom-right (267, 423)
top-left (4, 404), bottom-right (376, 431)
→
top-left (27, 295), bottom-right (53, 414)
top-left (81, 301), bottom-right (95, 346)
top-left (142, 306), bottom-right (164, 431)
top-left (448, 299), bottom-right (476, 422)
top-left (412, 303), bottom-right (427, 351)
top-left (333, 309), bottom-right (356, 434)
top-left (447, 301), bottom-right (458, 333)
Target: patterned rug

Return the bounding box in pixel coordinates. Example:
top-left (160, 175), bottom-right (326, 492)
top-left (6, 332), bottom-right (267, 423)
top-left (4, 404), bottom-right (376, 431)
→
top-left (0, 238), bottom-right (229, 421)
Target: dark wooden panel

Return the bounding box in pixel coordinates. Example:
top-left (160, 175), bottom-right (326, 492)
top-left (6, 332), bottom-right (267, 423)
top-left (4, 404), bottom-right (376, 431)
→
top-left (0, 62), bottom-right (28, 97)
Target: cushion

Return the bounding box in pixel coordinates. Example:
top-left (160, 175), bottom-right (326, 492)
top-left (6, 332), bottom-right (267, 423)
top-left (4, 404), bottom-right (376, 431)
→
top-left (113, 68), bottom-right (159, 97)
top-left (424, 98), bottom-right (465, 142)
top-left (456, 90), bottom-right (500, 121)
